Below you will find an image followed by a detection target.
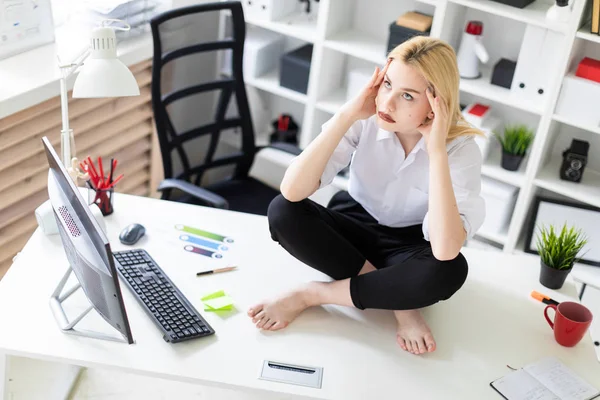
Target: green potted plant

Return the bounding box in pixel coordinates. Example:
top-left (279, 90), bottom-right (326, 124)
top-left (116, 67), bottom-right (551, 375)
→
top-left (494, 125), bottom-right (534, 171)
top-left (536, 223), bottom-right (588, 290)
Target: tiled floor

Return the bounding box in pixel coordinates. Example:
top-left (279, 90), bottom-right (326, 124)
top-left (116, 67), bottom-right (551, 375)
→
top-left (67, 283), bottom-right (600, 400)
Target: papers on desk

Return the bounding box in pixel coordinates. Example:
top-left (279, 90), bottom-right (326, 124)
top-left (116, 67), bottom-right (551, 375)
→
top-left (490, 357), bottom-right (599, 400)
top-left (201, 290), bottom-right (234, 312)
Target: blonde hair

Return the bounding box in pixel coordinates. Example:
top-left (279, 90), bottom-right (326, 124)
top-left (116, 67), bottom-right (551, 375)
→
top-left (388, 36), bottom-right (482, 141)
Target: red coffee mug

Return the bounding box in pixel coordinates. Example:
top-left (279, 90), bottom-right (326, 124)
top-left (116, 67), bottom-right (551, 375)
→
top-left (544, 301), bottom-right (593, 347)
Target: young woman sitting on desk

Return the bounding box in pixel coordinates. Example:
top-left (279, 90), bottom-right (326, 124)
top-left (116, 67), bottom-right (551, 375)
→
top-left (247, 36), bottom-right (485, 355)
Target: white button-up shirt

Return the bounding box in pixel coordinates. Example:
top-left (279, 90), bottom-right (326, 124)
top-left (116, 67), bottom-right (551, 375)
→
top-left (319, 116), bottom-right (486, 241)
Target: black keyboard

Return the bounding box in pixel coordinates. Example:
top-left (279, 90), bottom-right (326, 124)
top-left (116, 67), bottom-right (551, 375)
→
top-left (113, 249), bottom-right (215, 343)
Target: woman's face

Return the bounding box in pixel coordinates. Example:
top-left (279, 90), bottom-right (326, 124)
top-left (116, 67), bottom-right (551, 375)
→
top-left (375, 60), bottom-right (433, 135)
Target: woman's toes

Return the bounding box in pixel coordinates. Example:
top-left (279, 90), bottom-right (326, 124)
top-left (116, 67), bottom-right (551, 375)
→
top-left (264, 320), bottom-right (277, 330)
top-left (405, 339), bottom-right (413, 353)
top-left (270, 321), bottom-right (287, 331)
top-left (413, 340), bottom-right (420, 354)
top-left (257, 318), bottom-right (270, 330)
top-left (397, 335), bottom-right (407, 351)
top-left (252, 311), bottom-right (265, 324)
top-left (416, 339), bottom-right (426, 354)
top-left (248, 306), bottom-right (262, 318)
top-left (425, 334), bottom-right (436, 352)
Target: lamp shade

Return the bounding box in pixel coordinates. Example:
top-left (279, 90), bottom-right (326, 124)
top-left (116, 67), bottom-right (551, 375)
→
top-left (72, 26), bottom-right (140, 98)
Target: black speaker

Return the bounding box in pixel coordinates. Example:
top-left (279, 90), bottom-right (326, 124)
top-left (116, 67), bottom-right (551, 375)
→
top-left (560, 139), bottom-right (589, 183)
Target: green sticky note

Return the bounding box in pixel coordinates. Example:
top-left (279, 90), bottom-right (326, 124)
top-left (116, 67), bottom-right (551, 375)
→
top-left (204, 295), bottom-right (234, 310)
top-left (201, 290), bottom-right (234, 312)
top-left (201, 290), bottom-right (226, 302)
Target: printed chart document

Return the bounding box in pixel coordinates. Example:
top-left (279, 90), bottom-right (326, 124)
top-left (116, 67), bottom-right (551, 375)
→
top-left (490, 357), bottom-right (599, 400)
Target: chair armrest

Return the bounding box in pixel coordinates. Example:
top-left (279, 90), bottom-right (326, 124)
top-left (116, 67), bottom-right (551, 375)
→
top-left (260, 142), bottom-right (302, 156)
top-left (157, 179), bottom-right (229, 209)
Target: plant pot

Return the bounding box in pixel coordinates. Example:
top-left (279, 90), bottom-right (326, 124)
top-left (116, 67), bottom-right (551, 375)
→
top-left (539, 260), bottom-right (572, 290)
top-left (501, 151), bottom-right (524, 171)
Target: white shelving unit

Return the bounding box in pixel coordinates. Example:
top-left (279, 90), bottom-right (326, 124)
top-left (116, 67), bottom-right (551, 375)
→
top-left (447, 0), bottom-right (569, 32)
top-left (219, 0), bottom-right (600, 254)
top-left (324, 30), bottom-right (387, 64)
top-left (245, 69), bottom-right (308, 104)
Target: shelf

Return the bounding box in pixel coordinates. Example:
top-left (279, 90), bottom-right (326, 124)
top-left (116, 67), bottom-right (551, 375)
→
top-left (475, 227), bottom-right (508, 245)
top-left (481, 148), bottom-right (526, 187)
top-left (553, 114), bottom-right (600, 136)
top-left (534, 159), bottom-right (600, 209)
top-left (245, 68), bottom-right (307, 104)
top-left (447, 0), bottom-right (568, 33)
top-left (316, 88), bottom-right (346, 114)
top-left (324, 29), bottom-right (387, 65)
top-left (459, 67), bottom-right (543, 115)
top-left (245, 12), bottom-right (318, 42)
top-left (576, 23), bottom-right (600, 44)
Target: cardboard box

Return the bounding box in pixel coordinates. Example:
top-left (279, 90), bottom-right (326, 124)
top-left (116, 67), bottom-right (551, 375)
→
top-left (243, 27), bottom-right (284, 78)
top-left (244, 0), bottom-right (297, 21)
top-left (480, 176), bottom-right (519, 234)
top-left (555, 74), bottom-right (600, 127)
top-left (280, 44), bottom-right (313, 94)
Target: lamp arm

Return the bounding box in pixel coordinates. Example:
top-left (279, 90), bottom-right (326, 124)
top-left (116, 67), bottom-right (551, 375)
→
top-left (58, 48), bottom-right (91, 181)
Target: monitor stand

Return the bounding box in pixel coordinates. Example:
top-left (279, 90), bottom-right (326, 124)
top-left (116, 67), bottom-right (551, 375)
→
top-left (49, 266), bottom-right (131, 344)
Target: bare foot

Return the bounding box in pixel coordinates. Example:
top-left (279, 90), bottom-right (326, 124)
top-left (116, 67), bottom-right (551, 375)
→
top-left (394, 309), bottom-right (436, 355)
top-left (247, 284), bottom-right (315, 331)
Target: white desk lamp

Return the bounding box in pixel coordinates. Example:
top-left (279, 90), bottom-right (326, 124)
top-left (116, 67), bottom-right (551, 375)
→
top-left (36, 19), bottom-right (140, 236)
top-left (59, 19), bottom-right (140, 181)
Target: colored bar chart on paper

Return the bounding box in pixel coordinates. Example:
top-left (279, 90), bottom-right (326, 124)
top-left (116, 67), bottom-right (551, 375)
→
top-left (175, 224), bottom-right (234, 243)
top-left (184, 245), bottom-right (223, 259)
top-left (179, 234), bottom-right (229, 252)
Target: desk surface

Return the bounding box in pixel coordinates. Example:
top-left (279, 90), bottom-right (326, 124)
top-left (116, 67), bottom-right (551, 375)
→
top-left (0, 193), bottom-right (599, 400)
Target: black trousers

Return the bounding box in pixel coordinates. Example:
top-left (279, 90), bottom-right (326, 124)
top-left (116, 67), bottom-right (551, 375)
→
top-left (267, 192), bottom-right (468, 310)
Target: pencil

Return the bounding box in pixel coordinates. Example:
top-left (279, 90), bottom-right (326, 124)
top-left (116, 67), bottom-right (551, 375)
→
top-left (196, 266), bottom-right (237, 276)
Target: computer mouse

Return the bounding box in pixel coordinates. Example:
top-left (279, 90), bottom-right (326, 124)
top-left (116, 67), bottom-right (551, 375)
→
top-left (119, 223), bottom-right (146, 245)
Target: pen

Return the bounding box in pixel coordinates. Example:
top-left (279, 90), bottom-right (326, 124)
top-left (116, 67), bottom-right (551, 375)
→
top-left (196, 266), bottom-right (237, 276)
top-left (98, 156), bottom-right (104, 186)
top-left (530, 290), bottom-right (559, 306)
top-left (106, 173), bottom-right (123, 189)
top-left (108, 157), bottom-right (114, 185)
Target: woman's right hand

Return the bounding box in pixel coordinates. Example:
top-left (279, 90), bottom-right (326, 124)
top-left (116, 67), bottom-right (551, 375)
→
top-left (340, 60), bottom-right (390, 122)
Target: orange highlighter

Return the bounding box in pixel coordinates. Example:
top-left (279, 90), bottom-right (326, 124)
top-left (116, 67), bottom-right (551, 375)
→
top-left (531, 290), bottom-right (559, 306)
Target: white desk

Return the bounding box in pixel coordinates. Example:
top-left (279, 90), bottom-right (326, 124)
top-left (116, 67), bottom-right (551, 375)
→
top-left (1, 193), bottom-right (599, 399)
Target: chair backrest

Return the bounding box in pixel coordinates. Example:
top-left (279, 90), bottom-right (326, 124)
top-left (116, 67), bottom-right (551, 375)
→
top-left (150, 1), bottom-right (256, 186)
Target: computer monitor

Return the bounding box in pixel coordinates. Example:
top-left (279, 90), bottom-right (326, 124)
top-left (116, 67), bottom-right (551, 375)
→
top-left (43, 137), bottom-right (134, 344)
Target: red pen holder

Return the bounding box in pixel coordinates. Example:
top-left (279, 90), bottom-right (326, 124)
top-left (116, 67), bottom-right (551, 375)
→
top-left (88, 186), bottom-right (114, 216)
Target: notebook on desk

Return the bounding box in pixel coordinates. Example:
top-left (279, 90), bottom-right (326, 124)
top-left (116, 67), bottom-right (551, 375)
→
top-left (490, 357), bottom-right (600, 400)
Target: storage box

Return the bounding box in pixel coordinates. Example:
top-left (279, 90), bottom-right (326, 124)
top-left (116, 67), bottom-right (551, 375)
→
top-left (489, 0), bottom-right (535, 8)
top-left (555, 74), bottom-right (600, 127)
top-left (243, 0), bottom-right (297, 22)
top-left (346, 68), bottom-right (373, 102)
top-left (491, 58), bottom-right (516, 89)
top-left (243, 27), bottom-right (284, 78)
top-left (479, 177), bottom-right (519, 235)
top-left (280, 44), bottom-right (313, 94)
top-left (575, 57), bottom-right (600, 84)
top-left (477, 116), bottom-right (502, 160)
top-left (387, 20), bottom-right (430, 54)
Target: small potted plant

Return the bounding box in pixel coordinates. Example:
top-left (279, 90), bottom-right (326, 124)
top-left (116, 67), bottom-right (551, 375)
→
top-left (494, 125), bottom-right (534, 171)
top-left (536, 223), bottom-right (587, 290)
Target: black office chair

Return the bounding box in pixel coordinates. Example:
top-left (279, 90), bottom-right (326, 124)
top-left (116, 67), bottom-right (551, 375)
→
top-left (150, 1), bottom-right (300, 216)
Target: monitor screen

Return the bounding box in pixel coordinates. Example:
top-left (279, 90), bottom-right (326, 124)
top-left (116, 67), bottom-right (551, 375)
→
top-left (43, 137), bottom-right (133, 344)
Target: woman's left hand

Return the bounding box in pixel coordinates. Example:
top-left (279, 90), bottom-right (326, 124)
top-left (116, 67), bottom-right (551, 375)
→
top-left (417, 87), bottom-right (451, 154)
